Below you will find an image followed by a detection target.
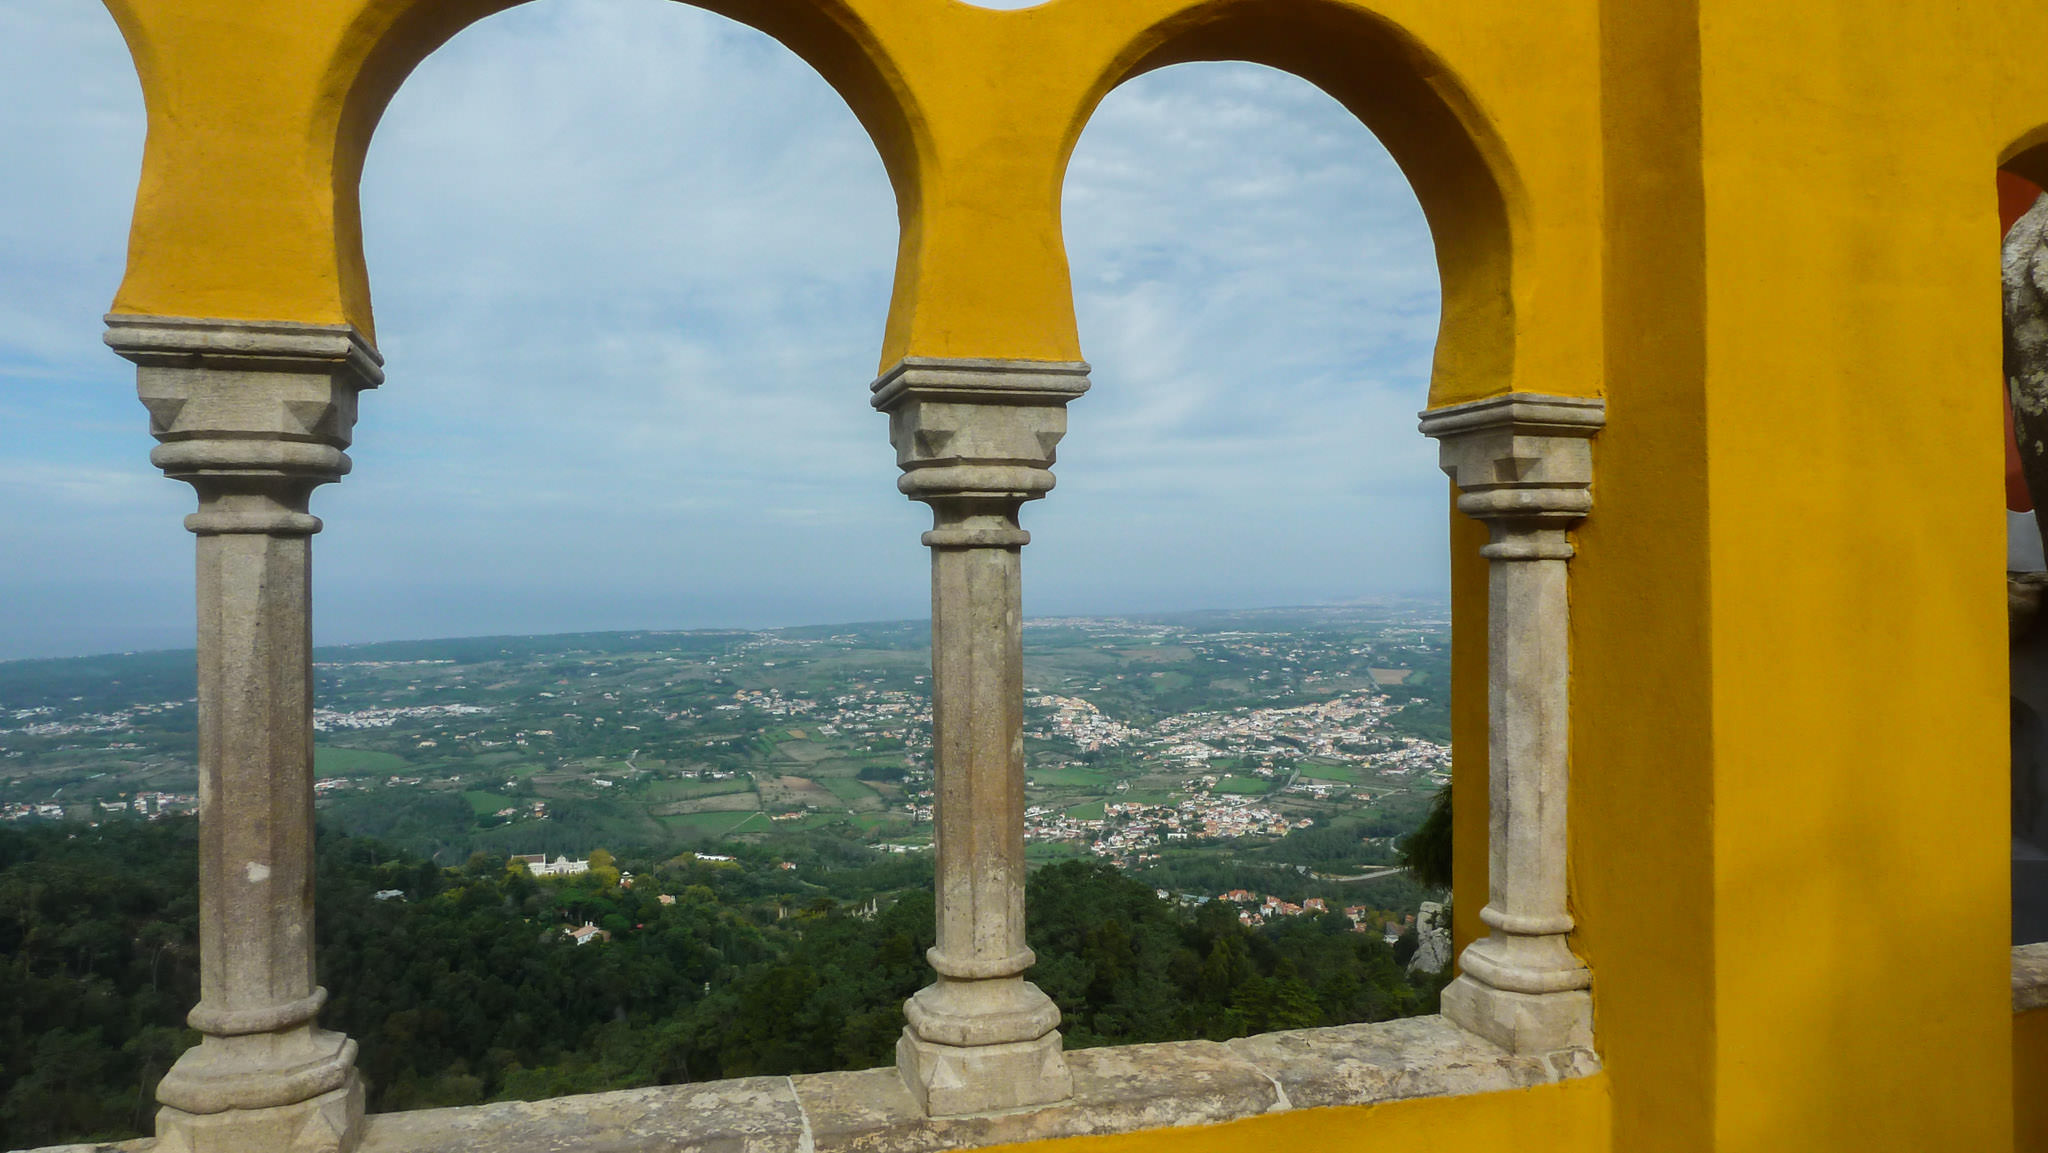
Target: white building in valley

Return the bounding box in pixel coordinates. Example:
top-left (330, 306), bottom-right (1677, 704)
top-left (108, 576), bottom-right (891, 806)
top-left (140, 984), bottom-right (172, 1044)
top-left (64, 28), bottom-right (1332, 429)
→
top-left (511, 853), bottom-right (590, 876)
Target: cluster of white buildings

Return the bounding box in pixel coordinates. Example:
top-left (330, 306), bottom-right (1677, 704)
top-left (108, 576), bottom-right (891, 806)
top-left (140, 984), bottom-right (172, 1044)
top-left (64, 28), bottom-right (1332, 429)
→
top-left (719, 687), bottom-right (818, 718)
top-left (0, 698), bottom-right (193, 739)
top-left (1027, 695), bottom-right (1145, 751)
top-left (1204, 888), bottom-right (1410, 936)
top-left (3, 789), bottom-right (197, 823)
top-left (314, 658), bottom-right (455, 671)
top-left (312, 702), bottom-right (491, 732)
top-left (1024, 793), bottom-right (1315, 862)
top-left (821, 689), bottom-right (930, 753)
top-left (1151, 692), bottom-right (1397, 770)
top-left (1371, 739), bottom-right (1451, 777)
top-left (1021, 688), bottom-right (1445, 787)
top-left (710, 684), bottom-right (935, 766)
top-left (98, 791), bottom-right (197, 817)
top-left (511, 853), bottom-right (590, 876)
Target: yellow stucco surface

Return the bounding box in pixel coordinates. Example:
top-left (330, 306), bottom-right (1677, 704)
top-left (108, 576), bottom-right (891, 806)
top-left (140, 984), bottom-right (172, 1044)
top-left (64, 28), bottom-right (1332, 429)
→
top-left (93, 0), bottom-right (2048, 1147)
top-left (1690, 4), bottom-right (2041, 1148)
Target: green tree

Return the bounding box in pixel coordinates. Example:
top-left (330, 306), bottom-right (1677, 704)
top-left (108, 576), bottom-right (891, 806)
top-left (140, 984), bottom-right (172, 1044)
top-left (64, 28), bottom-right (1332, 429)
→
top-left (588, 848), bottom-right (621, 888)
top-left (1398, 784), bottom-right (1453, 890)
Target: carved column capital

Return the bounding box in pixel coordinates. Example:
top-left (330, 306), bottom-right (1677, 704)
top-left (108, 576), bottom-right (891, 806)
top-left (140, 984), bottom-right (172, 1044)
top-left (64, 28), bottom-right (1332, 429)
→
top-left (1419, 393), bottom-right (1603, 558)
top-left (873, 358), bottom-right (1089, 548)
top-left (105, 315), bottom-right (383, 535)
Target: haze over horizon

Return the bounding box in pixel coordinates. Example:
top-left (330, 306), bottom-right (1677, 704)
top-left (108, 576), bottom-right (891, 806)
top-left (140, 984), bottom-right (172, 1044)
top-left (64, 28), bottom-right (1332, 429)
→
top-left (0, 0), bottom-right (1446, 662)
top-left (0, 594), bottom-right (1451, 666)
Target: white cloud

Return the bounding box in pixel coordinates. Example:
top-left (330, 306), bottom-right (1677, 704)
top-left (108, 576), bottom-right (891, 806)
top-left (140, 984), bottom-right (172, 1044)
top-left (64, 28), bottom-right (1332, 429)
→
top-left (0, 0), bottom-right (1444, 659)
top-left (1035, 61), bottom-right (1443, 615)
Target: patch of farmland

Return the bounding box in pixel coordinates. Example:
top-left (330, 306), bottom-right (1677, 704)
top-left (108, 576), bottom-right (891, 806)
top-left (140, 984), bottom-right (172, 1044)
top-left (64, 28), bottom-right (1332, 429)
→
top-left (818, 776), bottom-right (881, 807)
top-left (641, 777), bottom-right (753, 802)
top-left (850, 812), bottom-right (913, 834)
top-left (1297, 759), bottom-right (1362, 784)
top-left (313, 746), bottom-right (408, 776)
top-left (775, 738), bottom-right (834, 764)
top-left (1027, 766), bottom-right (1115, 789)
top-left (757, 774), bottom-right (834, 810)
top-left (462, 790), bottom-right (514, 816)
top-left (799, 757), bottom-right (870, 779)
top-left (661, 810), bottom-right (769, 839)
top-left (1115, 646), bottom-right (1196, 665)
top-left (1214, 775), bottom-right (1274, 795)
top-left (650, 791), bottom-right (761, 816)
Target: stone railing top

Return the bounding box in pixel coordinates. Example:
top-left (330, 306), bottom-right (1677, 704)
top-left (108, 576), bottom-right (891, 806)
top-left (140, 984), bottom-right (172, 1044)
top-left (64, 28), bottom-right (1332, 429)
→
top-left (2019, 941), bottom-right (2048, 1013)
top-left (10, 1015), bottom-right (1598, 1153)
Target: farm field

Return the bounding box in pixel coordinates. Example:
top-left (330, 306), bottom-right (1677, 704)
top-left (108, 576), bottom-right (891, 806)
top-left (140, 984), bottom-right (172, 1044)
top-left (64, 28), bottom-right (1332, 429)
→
top-left (314, 747), bottom-right (408, 776)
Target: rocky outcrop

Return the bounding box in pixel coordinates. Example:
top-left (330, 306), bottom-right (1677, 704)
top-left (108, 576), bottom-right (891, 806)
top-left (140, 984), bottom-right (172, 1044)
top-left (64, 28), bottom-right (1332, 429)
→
top-left (1408, 901), bottom-right (1453, 975)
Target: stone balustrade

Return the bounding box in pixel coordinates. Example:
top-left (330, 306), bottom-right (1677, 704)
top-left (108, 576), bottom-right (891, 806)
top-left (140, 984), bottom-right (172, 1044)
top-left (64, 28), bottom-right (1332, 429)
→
top-left (13, 1015), bottom-right (1603, 1153)
top-left (88, 321), bottom-right (1620, 1149)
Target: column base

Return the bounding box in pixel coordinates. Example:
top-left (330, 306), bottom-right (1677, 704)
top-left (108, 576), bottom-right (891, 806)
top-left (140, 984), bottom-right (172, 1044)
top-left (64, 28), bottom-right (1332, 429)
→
top-left (157, 1074), bottom-right (364, 1153)
top-left (897, 1026), bottom-right (1073, 1116)
top-left (1441, 974), bottom-right (1592, 1055)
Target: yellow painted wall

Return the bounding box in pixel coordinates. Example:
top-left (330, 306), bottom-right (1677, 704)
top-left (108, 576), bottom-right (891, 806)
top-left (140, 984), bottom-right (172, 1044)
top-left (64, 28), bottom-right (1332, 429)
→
top-left (1568, 5), bottom-right (1717, 1149)
top-left (90, 0), bottom-right (2048, 1148)
top-left (1690, 2), bottom-right (2038, 1146)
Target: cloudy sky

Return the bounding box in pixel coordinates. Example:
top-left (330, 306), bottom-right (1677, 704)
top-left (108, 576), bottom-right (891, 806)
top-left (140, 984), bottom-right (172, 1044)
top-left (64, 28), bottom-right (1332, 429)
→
top-left (0, 0), bottom-right (1444, 661)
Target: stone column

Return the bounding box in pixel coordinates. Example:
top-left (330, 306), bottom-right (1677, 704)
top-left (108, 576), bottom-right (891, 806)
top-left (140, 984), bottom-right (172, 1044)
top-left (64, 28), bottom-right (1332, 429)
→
top-left (874, 357), bottom-right (1088, 1116)
top-left (106, 315), bottom-right (381, 1153)
top-left (1418, 392), bottom-right (1604, 1056)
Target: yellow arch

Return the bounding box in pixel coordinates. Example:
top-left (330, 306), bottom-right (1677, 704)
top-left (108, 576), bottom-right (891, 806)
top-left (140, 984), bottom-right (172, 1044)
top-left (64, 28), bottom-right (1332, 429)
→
top-left (100, 0), bottom-right (925, 347)
top-left (1058, 0), bottom-right (1521, 406)
top-left (99, 0), bottom-right (1598, 402)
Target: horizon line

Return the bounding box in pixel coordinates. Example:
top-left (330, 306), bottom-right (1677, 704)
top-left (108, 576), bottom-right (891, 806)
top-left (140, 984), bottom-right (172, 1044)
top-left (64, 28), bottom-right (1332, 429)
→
top-left (0, 596), bottom-right (1452, 667)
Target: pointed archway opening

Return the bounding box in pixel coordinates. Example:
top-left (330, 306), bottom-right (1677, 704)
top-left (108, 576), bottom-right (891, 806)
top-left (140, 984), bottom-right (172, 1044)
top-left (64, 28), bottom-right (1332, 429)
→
top-left (1032, 59), bottom-right (1458, 1046)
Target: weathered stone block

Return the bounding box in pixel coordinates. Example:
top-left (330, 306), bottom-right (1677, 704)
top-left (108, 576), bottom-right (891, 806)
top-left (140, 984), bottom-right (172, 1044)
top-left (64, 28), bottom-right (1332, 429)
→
top-left (896, 1027), bottom-right (1072, 1117)
top-left (2017, 941), bottom-right (2048, 1012)
top-left (156, 1079), bottom-right (362, 1153)
top-left (1440, 977), bottom-right (1593, 1056)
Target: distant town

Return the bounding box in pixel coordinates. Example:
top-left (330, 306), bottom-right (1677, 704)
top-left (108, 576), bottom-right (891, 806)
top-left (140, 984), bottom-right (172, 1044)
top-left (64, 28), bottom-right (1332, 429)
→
top-left (0, 603), bottom-right (1451, 893)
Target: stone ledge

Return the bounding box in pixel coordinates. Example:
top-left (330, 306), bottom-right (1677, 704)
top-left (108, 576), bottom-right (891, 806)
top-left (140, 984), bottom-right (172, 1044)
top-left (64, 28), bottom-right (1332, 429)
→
top-left (1224, 1015), bottom-right (1598, 1111)
top-left (9, 1016), bottom-right (1597, 1153)
top-left (359, 1078), bottom-right (804, 1153)
top-left (2019, 942), bottom-right (2048, 1013)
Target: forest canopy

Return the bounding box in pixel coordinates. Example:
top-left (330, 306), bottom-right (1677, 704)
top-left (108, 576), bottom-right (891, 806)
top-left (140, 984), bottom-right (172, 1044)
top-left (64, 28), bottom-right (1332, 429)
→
top-left (0, 819), bottom-right (1444, 1148)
